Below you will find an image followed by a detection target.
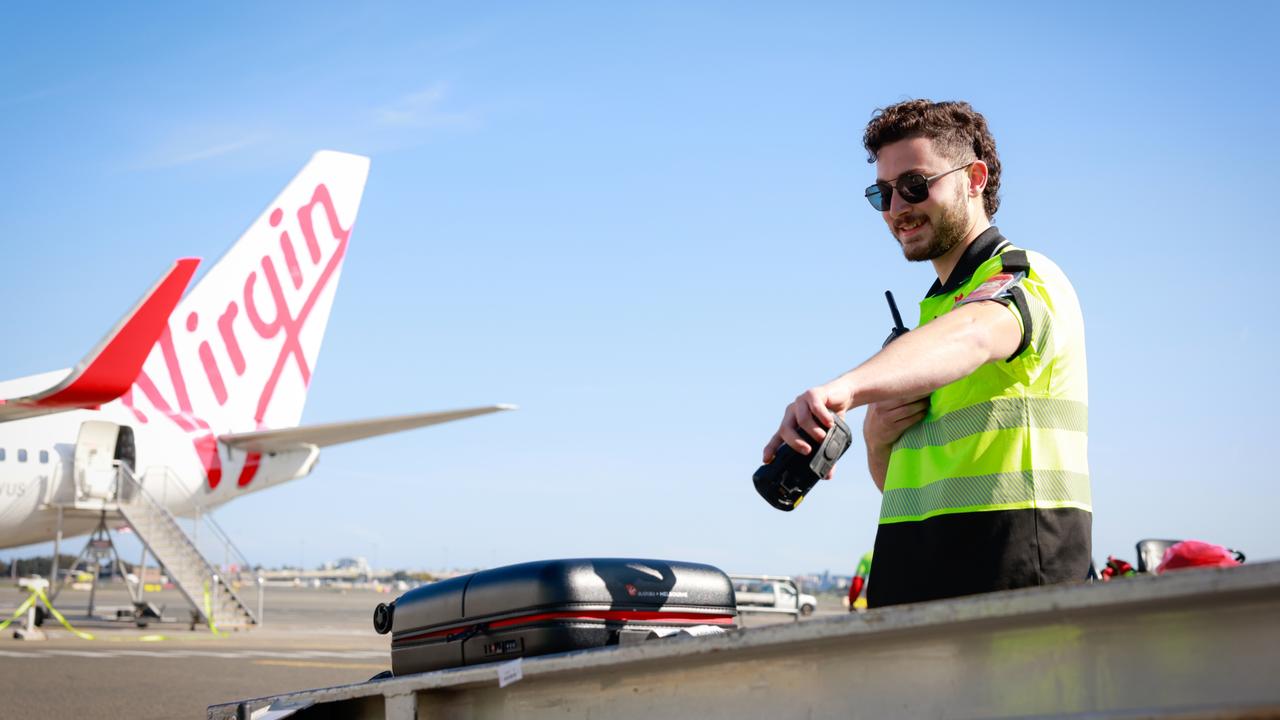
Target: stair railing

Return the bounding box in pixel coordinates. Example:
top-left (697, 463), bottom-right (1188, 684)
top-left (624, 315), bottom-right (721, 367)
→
top-left (139, 467), bottom-right (260, 586)
top-left (112, 463), bottom-right (258, 626)
top-left (199, 507), bottom-right (265, 625)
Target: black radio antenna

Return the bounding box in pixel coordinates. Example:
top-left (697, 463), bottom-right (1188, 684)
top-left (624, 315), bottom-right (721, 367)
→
top-left (885, 290), bottom-right (906, 331)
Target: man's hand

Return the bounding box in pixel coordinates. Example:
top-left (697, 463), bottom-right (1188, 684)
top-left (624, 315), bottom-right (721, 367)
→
top-left (863, 393), bottom-right (929, 492)
top-left (762, 381), bottom-right (854, 463)
top-left (863, 394), bottom-right (930, 452)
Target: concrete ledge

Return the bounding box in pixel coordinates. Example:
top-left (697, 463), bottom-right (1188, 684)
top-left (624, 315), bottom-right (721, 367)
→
top-left (211, 561), bottom-right (1280, 719)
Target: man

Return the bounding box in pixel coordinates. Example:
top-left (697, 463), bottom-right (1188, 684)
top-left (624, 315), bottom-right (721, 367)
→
top-left (763, 99), bottom-right (1090, 608)
top-left (847, 550), bottom-right (873, 611)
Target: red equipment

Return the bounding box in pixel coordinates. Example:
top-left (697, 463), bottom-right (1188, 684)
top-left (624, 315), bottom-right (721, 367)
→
top-left (1100, 556), bottom-right (1136, 581)
top-left (1157, 541), bottom-right (1245, 574)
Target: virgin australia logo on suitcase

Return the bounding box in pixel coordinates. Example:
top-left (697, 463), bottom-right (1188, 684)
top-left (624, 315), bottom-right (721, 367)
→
top-left (625, 584), bottom-right (689, 599)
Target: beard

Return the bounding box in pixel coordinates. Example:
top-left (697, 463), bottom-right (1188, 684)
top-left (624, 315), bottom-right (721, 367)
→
top-left (895, 189), bottom-right (971, 262)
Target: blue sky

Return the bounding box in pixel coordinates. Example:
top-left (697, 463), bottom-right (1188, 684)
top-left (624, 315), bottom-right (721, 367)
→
top-left (2, 3), bottom-right (1278, 576)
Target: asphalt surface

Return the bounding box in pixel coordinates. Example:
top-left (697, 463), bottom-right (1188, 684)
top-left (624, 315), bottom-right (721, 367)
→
top-left (1, 583), bottom-right (390, 719)
top-left (1, 582), bottom-right (847, 719)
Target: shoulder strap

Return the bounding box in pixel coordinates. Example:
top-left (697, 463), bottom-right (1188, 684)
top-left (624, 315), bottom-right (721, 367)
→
top-left (1000, 248), bottom-right (1030, 274)
top-left (999, 248), bottom-right (1033, 362)
top-left (1006, 286), bottom-right (1033, 362)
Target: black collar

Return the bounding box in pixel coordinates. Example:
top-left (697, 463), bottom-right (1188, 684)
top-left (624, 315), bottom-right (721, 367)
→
top-left (925, 226), bottom-right (1010, 298)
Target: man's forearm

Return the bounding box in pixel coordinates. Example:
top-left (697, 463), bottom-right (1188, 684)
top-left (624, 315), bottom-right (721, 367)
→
top-left (764, 302), bottom-right (1017, 464)
top-left (836, 304), bottom-right (1010, 407)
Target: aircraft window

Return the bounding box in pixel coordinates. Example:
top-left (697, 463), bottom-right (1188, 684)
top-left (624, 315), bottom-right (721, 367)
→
top-left (40, 450), bottom-right (49, 464)
top-left (18, 449), bottom-right (28, 463)
top-left (0, 448), bottom-right (5, 461)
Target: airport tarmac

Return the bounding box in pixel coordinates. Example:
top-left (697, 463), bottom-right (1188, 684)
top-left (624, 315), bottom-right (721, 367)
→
top-left (1, 583), bottom-right (390, 719)
top-left (1, 582), bottom-right (845, 719)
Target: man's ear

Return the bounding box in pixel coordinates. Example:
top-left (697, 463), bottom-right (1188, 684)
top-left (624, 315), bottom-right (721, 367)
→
top-left (968, 161), bottom-right (989, 197)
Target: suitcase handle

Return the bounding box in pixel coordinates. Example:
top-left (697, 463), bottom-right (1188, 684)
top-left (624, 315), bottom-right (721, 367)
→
top-left (446, 623), bottom-right (488, 644)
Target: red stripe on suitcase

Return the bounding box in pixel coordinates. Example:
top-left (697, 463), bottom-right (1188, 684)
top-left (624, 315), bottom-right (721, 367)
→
top-left (394, 610), bottom-right (735, 646)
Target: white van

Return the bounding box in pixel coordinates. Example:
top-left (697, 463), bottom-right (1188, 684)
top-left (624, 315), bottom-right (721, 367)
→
top-left (732, 578), bottom-right (817, 616)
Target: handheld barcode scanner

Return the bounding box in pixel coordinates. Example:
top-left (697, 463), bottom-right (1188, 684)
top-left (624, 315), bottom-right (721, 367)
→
top-left (753, 416), bottom-right (852, 511)
top-left (753, 290), bottom-right (910, 511)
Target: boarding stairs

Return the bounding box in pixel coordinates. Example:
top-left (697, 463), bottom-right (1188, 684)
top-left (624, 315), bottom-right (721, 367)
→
top-left (112, 466), bottom-right (259, 630)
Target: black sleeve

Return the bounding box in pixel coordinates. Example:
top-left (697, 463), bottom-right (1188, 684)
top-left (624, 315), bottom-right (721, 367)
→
top-left (1005, 286), bottom-right (1033, 362)
top-left (1000, 250), bottom-right (1033, 362)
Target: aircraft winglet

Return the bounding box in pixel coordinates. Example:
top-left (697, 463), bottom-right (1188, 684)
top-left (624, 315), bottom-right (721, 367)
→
top-left (217, 405), bottom-right (517, 454)
top-left (0, 258), bottom-right (200, 423)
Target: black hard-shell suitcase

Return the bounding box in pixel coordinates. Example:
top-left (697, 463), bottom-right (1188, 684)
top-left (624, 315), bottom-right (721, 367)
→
top-left (374, 558), bottom-right (737, 676)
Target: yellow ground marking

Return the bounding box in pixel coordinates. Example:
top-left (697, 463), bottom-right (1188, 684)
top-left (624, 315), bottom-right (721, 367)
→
top-left (84, 635), bottom-right (173, 643)
top-left (253, 659), bottom-right (386, 670)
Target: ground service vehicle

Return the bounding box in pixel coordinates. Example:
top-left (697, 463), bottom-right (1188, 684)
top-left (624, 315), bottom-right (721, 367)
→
top-left (730, 575), bottom-right (817, 616)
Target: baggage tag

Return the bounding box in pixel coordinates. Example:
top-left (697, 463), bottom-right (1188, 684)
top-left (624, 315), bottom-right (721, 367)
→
top-left (954, 272), bottom-right (1025, 306)
top-left (497, 657), bottom-right (524, 688)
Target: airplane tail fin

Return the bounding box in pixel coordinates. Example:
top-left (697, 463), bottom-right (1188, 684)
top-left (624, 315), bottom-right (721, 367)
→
top-left (130, 151), bottom-right (371, 434)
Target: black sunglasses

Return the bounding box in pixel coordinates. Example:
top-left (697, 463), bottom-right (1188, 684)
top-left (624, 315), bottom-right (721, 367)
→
top-left (864, 163), bottom-right (973, 212)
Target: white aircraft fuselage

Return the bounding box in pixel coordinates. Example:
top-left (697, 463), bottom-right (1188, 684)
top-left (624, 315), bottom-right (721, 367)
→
top-left (0, 151), bottom-right (510, 553)
top-left (0, 402), bottom-right (315, 548)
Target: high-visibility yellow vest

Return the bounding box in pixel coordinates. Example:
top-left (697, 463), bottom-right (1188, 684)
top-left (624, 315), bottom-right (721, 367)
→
top-left (880, 246), bottom-right (1090, 524)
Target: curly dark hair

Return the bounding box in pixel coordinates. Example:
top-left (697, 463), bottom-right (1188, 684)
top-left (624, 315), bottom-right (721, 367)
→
top-left (862, 99), bottom-right (1001, 218)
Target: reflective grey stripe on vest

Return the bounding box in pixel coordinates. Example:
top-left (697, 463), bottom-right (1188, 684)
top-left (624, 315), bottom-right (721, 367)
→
top-left (894, 397), bottom-right (1088, 452)
top-left (879, 469), bottom-right (1092, 522)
